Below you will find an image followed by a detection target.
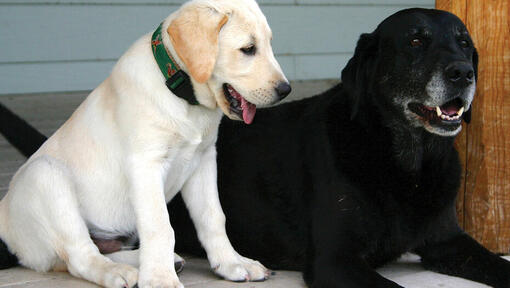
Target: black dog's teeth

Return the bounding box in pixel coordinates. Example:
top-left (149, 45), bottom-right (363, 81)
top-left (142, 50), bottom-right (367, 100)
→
top-left (411, 103), bottom-right (463, 123)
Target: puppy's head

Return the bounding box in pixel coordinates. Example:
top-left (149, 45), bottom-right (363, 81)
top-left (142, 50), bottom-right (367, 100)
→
top-left (343, 8), bottom-right (477, 136)
top-left (167, 0), bottom-right (290, 124)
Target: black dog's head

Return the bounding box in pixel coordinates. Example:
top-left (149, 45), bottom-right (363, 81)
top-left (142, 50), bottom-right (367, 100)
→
top-left (342, 8), bottom-right (477, 136)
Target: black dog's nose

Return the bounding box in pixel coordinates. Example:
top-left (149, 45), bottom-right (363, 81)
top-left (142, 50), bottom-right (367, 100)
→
top-left (275, 82), bottom-right (292, 100)
top-left (445, 62), bottom-right (474, 87)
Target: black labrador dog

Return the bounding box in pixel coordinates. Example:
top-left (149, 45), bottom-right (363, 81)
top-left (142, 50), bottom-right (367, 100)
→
top-left (0, 7), bottom-right (509, 288)
top-left (168, 8), bottom-right (510, 288)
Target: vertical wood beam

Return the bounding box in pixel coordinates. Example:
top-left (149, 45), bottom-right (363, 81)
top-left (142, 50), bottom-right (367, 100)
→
top-left (436, 0), bottom-right (510, 253)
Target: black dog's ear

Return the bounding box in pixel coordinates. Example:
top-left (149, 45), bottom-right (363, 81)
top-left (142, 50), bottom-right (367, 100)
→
top-left (463, 106), bottom-right (472, 123)
top-left (472, 47), bottom-right (479, 81)
top-left (341, 32), bottom-right (379, 120)
top-left (463, 48), bottom-right (478, 124)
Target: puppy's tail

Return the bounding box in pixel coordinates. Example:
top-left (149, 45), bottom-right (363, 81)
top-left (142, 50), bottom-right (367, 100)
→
top-left (0, 238), bottom-right (18, 269)
top-left (0, 102), bottom-right (47, 158)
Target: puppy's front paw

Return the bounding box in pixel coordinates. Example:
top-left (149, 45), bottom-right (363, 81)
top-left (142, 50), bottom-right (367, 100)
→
top-left (138, 269), bottom-right (183, 288)
top-left (103, 263), bottom-right (139, 288)
top-left (212, 255), bottom-right (270, 282)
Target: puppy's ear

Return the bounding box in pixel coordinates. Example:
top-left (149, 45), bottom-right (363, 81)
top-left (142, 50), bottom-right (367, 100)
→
top-left (341, 32), bottom-right (379, 119)
top-left (168, 5), bottom-right (228, 83)
top-left (463, 48), bottom-right (478, 124)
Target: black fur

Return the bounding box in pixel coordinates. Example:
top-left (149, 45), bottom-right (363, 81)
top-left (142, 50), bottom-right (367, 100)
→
top-left (169, 8), bottom-right (510, 288)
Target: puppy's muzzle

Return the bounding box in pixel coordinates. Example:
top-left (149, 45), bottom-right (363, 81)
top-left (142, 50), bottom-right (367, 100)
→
top-left (445, 61), bottom-right (474, 88)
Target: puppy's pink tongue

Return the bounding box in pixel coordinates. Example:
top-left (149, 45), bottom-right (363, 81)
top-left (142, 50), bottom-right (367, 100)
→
top-left (241, 97), bottom-right (256, 124)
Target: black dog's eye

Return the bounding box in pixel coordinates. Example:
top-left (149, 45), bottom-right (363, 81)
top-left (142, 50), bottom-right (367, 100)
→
top-left (410, 38), bottom-right (423, 47)
top-left (240, 45), bottom-right (256, 55)
top-left (460, 39), bottom-right (470, 48)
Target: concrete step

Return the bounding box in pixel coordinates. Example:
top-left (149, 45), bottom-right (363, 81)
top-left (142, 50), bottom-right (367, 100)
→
top-left (0, 254), bottom-right (503, 287)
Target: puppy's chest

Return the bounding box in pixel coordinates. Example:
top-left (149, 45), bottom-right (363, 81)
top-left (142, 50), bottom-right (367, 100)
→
top-left (160, 125), bottom-right (218, 201)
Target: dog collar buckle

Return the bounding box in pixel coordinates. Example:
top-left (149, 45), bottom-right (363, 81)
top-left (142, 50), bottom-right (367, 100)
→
top-left (166, 70), bottom-right (199, 105)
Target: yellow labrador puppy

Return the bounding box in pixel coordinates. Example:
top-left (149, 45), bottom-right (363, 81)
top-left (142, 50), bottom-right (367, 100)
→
top-left (0, 0), bottom-right (290, 287)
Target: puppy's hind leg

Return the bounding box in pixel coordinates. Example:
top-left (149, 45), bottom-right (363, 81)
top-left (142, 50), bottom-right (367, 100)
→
top-left (181, 147), bottom-right (269, 282)
top-left (6, 156), bottom-right (138, 288)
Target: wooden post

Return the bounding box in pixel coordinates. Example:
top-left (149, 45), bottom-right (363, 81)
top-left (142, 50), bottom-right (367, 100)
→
top-left (436, 0), bottom-right (510, 253)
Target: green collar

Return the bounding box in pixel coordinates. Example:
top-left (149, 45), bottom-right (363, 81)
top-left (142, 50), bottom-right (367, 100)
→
top-left (151, 23), bottom-right (199, 105)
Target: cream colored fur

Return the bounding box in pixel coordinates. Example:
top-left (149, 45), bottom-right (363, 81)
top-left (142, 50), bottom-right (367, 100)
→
top-left (0, 0), bottom-right (288, 287)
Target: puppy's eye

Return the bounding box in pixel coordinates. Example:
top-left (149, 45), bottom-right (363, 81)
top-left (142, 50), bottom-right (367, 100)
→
top-left (410, 38), bottom-right (423, 47)
top-left (240, 45), bottom-right (256, 55)
top-left (460, 39), bottom-right (469, 48)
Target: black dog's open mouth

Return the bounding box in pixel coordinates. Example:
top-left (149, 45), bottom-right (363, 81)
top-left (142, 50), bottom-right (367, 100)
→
top-left (408, 98), bottom-right (465, 126)
top-left (223, 83), bottom-right (256, 124)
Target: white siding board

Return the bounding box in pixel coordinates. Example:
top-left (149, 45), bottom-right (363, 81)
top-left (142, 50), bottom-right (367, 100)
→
top-left (295, 53), bottom-right (351, 80)
top-left (0, 57), bottom-right (296, 94)
top-left (0, 1), bottom-right (430, 4)
top-left (0, 61), bottom-right (115, 94)
top-left (0, 0), bottom-right (434, 94)
top-left (297, 0), bottom-right (433, 5)
top-left (0, 1), bottom-right (190, 3)
top-left (0, 5), bottom-right (427, 63)
top-left (274, 55), bottom-right (296, 81)
top-left (0, 1), bottom-right (291, 4)
top-left (1, 5), bottom-right (434, 63)
top-left (263, 5), bottom-right (424, 55)
top-left (0, 5), bottom-right (177, 63)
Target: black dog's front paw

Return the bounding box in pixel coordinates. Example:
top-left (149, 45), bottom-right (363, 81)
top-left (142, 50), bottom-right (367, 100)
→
top-left (417, 234), bottom-right (510, 288)
top-left (307, 278), bottom-right (404, 288)
top-left (304, 263), bottom-right (404, 288)
top-left (494, 275), bottom-right (510, 288)
top-left (496, 260), bottom-right (510, 288)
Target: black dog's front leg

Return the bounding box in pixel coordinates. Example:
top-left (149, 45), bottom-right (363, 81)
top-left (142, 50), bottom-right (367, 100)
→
top-left (304, 251), bottom-right (404, 288)
top-left (305, 180), bottom-right (404, 288)
top-left (416, 231), bottom-right (510, 288)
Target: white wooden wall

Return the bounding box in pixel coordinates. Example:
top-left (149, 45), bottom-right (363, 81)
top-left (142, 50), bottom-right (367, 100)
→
top-left (0, 0), bottom-right (433, 94)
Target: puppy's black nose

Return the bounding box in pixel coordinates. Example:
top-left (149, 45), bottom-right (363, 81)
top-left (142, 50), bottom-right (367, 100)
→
top-left (445, 62), bottom-right (474, 87)
top-left (275, 82), bottom-right (292, 100)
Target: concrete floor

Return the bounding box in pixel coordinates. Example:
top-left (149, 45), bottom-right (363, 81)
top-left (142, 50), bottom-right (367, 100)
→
top-left (0, 80), bottom-right (506, 287)
top-left (1, 254), bottom-right (505, 287)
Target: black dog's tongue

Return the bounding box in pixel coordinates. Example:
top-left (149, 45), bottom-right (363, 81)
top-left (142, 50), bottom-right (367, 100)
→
top-left (440, 101), bottom-right (461, 116)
